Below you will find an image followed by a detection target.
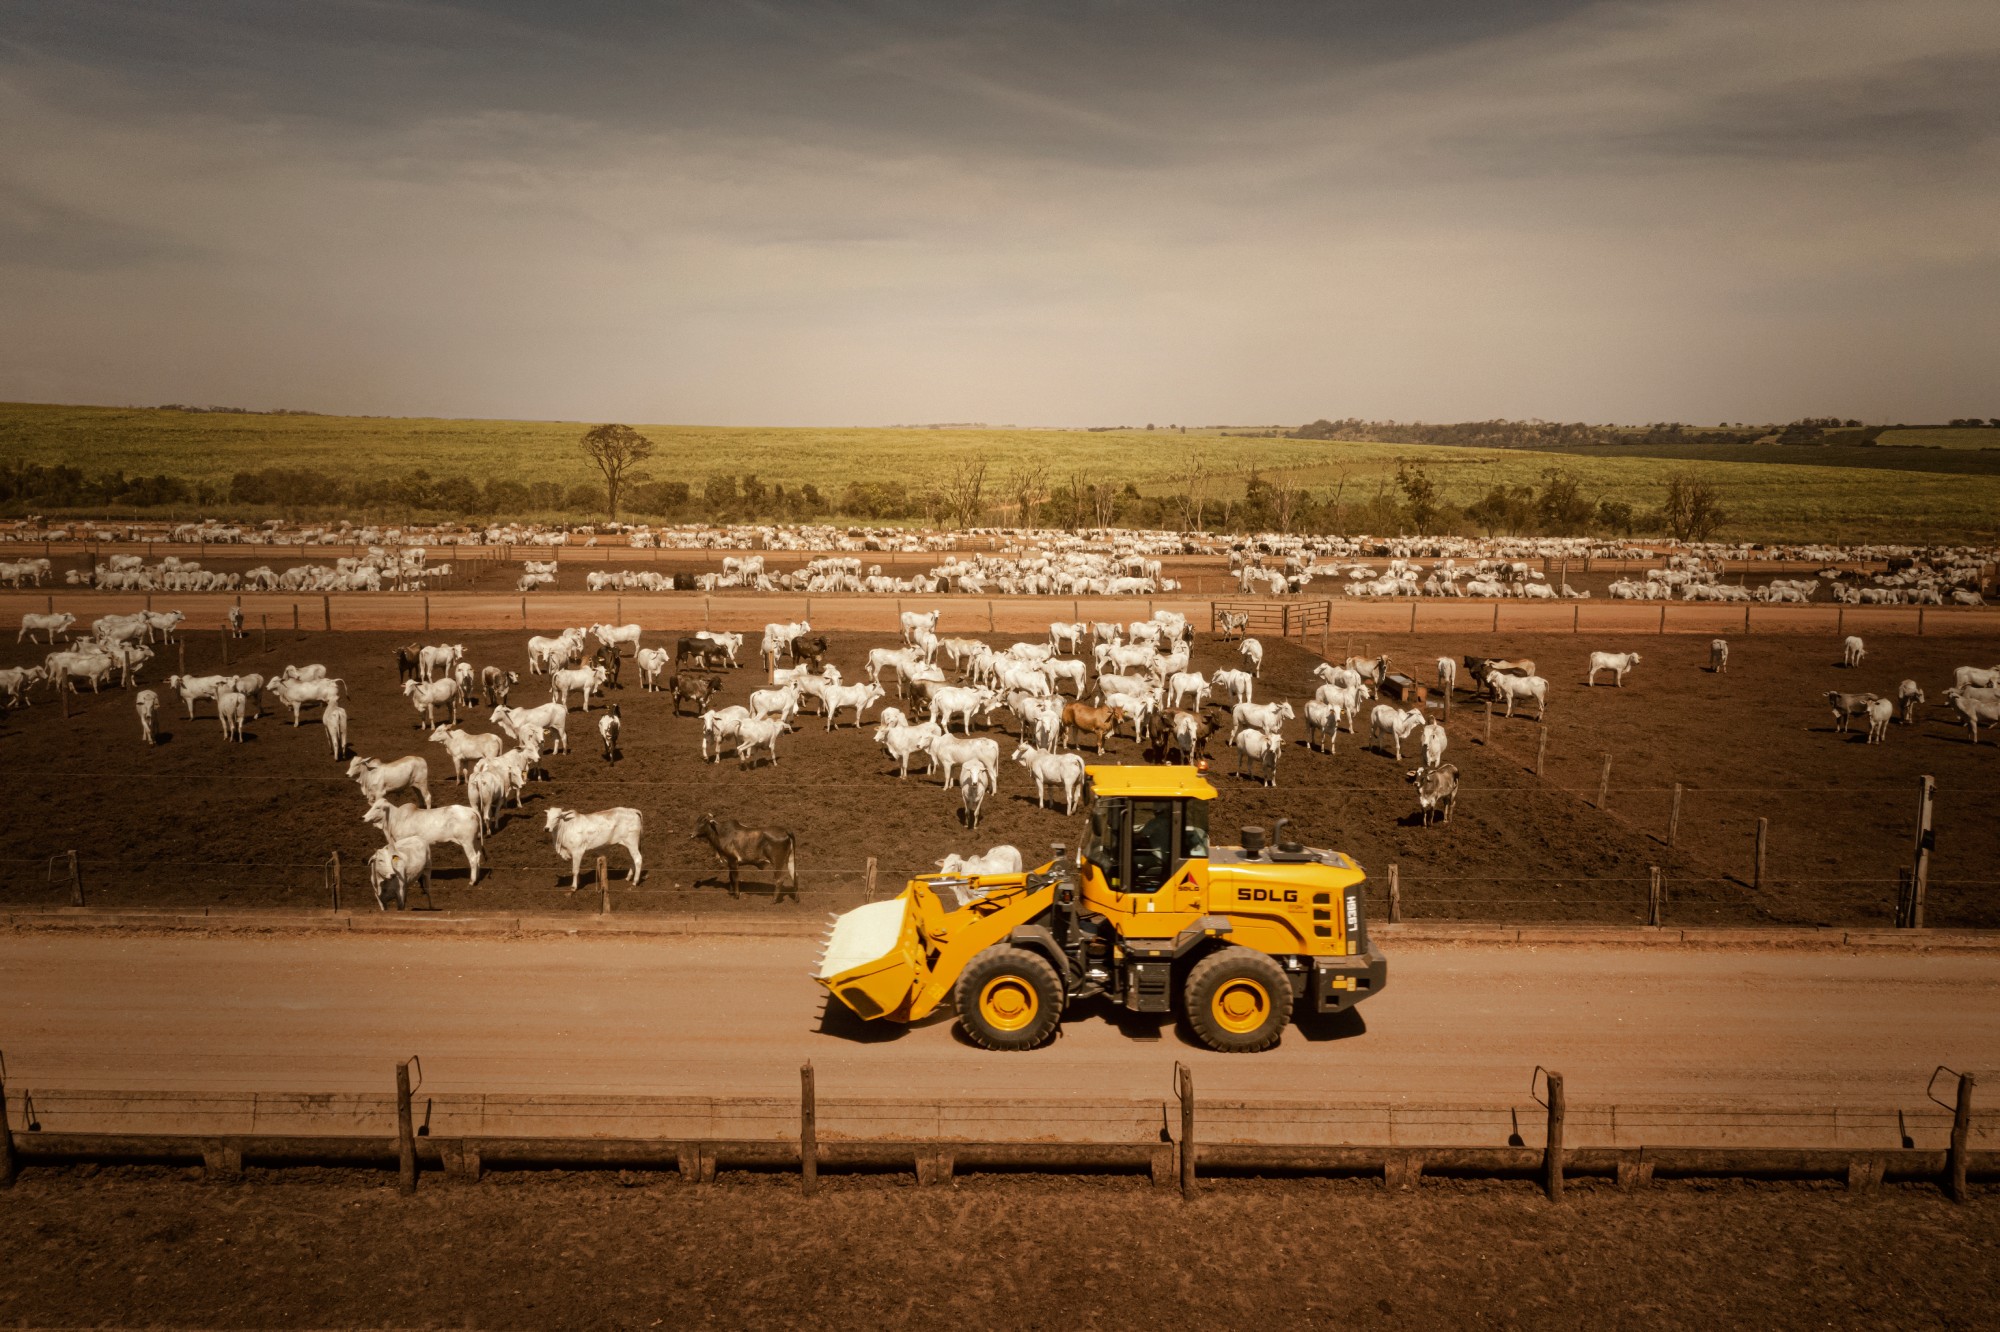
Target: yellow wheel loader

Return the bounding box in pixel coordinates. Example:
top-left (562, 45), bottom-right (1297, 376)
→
top-left (815, 765), bottom-right (1387, 1052)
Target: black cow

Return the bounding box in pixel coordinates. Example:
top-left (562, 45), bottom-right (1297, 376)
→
top-left (394, 644), bottom-right (422, 684)
top-left (693, 814), bottom-right (798, 901)
top-left (676, 636), bottom-right (730, 670)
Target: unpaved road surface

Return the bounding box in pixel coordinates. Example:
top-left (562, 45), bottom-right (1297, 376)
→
top-left (3, 933), bottom-right (1996, 1104)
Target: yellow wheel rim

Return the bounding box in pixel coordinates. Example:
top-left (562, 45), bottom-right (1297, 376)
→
top-left (979, 976), bottom-right (1039, 1033)
top-left (1213, 978), bottom-right (1271, 1035)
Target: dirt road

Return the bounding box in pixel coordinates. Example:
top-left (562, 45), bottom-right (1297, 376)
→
top-left (3, 933), bottom-right (1994, 1105)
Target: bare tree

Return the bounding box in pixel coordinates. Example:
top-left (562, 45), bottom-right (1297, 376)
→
top-left (1060, 470), bottom-right (1091, 531)
top-left (579, 423), bottom-right (656, 522)
top-left (1172, 448), bottom-right (1211, 532)
top-left (1269, 468), bottom-right (1301, 534)
top-left (1090, 479), bottom-right (1119, 531)
top-left (942, 458), bottom-right (988, 530)
top-left (1005, 462), bottom-right (1049, 529)
top-left (1327, 465), bottom-right (1351, 535)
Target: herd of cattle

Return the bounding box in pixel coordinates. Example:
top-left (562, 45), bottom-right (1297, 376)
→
top-left (7, 592), bottom-right (2000, 907)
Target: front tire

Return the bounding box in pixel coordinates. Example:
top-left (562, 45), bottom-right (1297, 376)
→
top-left (955, 947), bottom-right (1064, 1051)
top-left (1186, 947), bottom-right (1292, 1052)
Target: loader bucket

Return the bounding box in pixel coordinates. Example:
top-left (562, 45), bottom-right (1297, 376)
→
top-left (816, 896), bottom-right (928, 1022)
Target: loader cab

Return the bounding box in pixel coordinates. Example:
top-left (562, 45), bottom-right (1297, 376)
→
top-left (1081, 766), bottom-right (1216, 909)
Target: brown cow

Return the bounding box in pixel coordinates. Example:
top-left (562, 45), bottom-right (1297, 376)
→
top-left (692, 814), bottom-right (798, 901)
top-left (1062, 701), bottom-right (1126, 755)
top-left (671, 672), bottom-right (721, 716)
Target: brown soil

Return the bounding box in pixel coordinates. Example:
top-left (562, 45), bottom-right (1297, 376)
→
top-left (0, 1167), bottom-right (1992, 1329)
top-left (3, 627), bottom-right (1994, 927)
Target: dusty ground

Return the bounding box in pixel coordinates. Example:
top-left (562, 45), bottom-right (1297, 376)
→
top-left (8, 934), bottom-right (1997, 1101)
top-left (0, 1169), bottom-right (1992, 1329)
top-left (1, 627), bottom-right (1994, 927)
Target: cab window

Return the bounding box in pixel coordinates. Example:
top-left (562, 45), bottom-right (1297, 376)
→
top-left (1130, 798), bottom-right (1177, 894)
top-left (1182, 799), bottom-right (1210, 860)
top-left (1086, 800), bottom-right (1123, 892)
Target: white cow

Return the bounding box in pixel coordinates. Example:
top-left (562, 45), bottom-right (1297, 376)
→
top-left (1710, 639), bottom-right (1729, 674)
top-left (363, 799), bottom-right (483, 885)
top-left (544, 806), bottom-right (644, 889)
top-left (1231, 728), bottom-right (1279, 786)
top-left (348, 754), bottom-right (433, 808)
top-left (430, 725), bottom-right (504, 781)
top-left (1586, 651), bottom-right (1641, 687)
top-left (1228, 700), bottom-right (1294, 742)
top-left (135, 689), bottom-right (159, 745)
top-left (1842, 635), bottom-right (1866, 668)
top-left (367, 837), bottom-right (433, 910)
top-left (1368, 705), bottom-right (1426, 759)
top-left (938, 846), bottom-right (1024, 876)
top-left (1490, 674), bottom-right (1549, 720)
top-left (1239, 638), bottom-right (1264, 678)
top-left (1011, 744), bottom-right (1087, 814)
top-left (323, 702), bottom-right (349, 760)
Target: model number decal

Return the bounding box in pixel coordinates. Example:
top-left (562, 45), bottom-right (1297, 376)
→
top-left (1235, 887), bottom-right (1299, 903)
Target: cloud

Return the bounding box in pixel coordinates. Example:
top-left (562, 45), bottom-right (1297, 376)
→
top-left (0, 0), bottom-right (1994, 423)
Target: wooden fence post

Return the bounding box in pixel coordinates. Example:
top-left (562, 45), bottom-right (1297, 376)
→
top-left (1176, 1062), bottom-right (1196, 1198)
top-left (260, 615), bottom-right (268, 655)
top-left (1754, 818), bottom-right (1768, 891)
top-left (1947, 1071), bottom-right (1975, 1203)
top-left (1596, 754), bottom-right (1612, 810)
top-left (1388, 864), bottom-right (1400, 924)
top-left (864, 856), bottom-right (878, 900)
top-left (801, 1062), bottom-right (818, 1196)
top-left (0, 1056), bottom-right (15, 1188)
top-left (396, 1061), bottom-right (417, 1194)
top-left (322, 595), bottom-right (332, 630)
top-left (1320, 608), bottom-right (1329, 659)
top-left (1911, 775), bottom-right (1934, 929)
top-left (424, 596), bottom-right (430, 632)
top-left (1666, 783), bottom-right (1683, 868)
top-left (1543, 1071), bottom-right (1566, 1203)
top-left (1483, 702), bottom-right (1493, 746)
top-left (293, 603), bottom-right (300, 632)
top-left (329, 851), bottom-right (341, 911)
top-left (1648, 866), bottom-right (1664, 926)
top-left (1492, 602), bottom-right (1500, 632)
top-left (598, 855), bottom-right (610, 915)
top-left (219, 625), bottom-right (229, 667)
top-left (1535, 729), bottom-right (1548, 778)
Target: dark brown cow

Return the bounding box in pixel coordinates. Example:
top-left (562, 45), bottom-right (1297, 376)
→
top-left (692, 814), bottom-right (798, 901)
top-left (677, 636), bottom-right (730, 670)
top-left (394, 644), bottom-right (422, 684)
top-left (670, 673), bottom-right (720, 716)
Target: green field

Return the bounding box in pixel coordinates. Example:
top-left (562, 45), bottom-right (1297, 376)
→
top-left (1877, 427), bottom-right (2000, 450)
top-left (4, 401), bottom-right (1999, 543)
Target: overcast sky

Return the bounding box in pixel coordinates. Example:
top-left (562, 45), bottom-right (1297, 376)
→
top-left (2, 0), bottom-right (1995, 426)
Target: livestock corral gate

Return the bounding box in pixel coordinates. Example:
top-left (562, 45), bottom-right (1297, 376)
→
top-left (1209, 599), bottom-right (1330, 640)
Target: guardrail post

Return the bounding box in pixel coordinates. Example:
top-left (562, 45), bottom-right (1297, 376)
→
top-left (1176, 1062), bottom-right (1196, 1198)
top-left (1754, 818), bottom-right (1768, 891)
top-left (1543, 1071), bottom-right (1566, 1203)
top-left (0, 1054), bottom-right (16, 1188)
top-left (1388, 863), bottom-right (1401, 924)
top-left (597, 855), bottom-right (610, 915)
top-left (396, 1061), bottom-right (417, 1194)
top-left (801, 1061), bottom-right (818, 1196)
top-left (1946, 1071), bottom-right (1975, 1203)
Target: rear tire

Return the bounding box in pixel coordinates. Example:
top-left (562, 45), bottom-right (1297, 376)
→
top-left (1186, 947), bottom-right (1292, 1053)
top-left (955, 947), bottom-right (1064, 1051)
